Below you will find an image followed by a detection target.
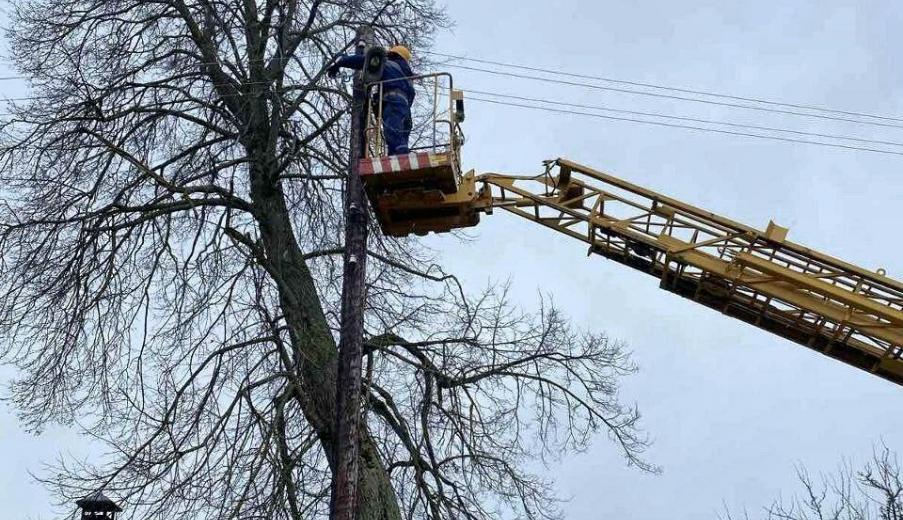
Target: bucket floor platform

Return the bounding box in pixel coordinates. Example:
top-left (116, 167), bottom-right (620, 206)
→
top-left (360, 151), bottom-right (489, 237)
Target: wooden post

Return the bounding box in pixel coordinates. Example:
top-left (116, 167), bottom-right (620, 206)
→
top-left (330, 26), bottom-right (373, 520)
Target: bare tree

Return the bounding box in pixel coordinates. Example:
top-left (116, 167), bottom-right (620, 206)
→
top-left (0, 1), bottom-right (653, 519)
top-left (722, 446), bottom-right (902, 520)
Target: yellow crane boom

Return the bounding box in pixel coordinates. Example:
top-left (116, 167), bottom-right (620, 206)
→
top-left (478, 159), bottom-right (903, 386)
top-left (358, 73), bottom-right (903, 386)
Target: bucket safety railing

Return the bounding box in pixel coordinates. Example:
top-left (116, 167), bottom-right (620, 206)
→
top-left (364, 72), bottom-right (465, 170)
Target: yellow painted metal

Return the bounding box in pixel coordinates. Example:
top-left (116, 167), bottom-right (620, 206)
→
top-left (765, 221), bottom-right (789, 243)
top-left (366, 170), bottom-right (490, 237)
top-left (361, 72), bottom-right (486, 236)
top-left (356, 65), bottom-right (903, 384)
top-left (478, 159), bottom-right (903, 386)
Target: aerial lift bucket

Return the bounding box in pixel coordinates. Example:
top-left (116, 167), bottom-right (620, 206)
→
top-left (360, 73), bottom-right (489, 237)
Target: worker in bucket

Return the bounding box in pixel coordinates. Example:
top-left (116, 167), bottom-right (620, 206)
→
top-left (328, 45), bottom-right (416, 155)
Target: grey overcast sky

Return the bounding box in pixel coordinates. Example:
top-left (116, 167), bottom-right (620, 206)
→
top-left (2, 1), bottom-right (903, 519)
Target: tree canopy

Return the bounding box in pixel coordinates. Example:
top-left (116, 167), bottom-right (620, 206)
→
top-left (0, 1), bottom-right (653, 518)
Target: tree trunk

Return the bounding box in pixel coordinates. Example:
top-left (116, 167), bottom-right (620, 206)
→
top-left (248, 157), bottom-right (401, 520)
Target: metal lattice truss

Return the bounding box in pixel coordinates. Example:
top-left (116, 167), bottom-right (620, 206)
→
top-left (479, 159), bottom-right (903, 386)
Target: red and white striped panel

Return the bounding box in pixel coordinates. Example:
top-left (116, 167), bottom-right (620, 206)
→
top-left (360, 152), bottom-right (447, 175)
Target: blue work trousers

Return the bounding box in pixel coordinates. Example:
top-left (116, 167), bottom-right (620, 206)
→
top-left (381, 95), bottom-right (412, 155)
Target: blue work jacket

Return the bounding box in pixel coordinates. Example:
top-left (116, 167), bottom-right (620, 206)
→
top-left (334, 54), bottom-right (416, 103)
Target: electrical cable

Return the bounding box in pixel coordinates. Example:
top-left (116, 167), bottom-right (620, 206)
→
top-left (426, 50), bottom-right (903, 125)
top-left (0, 52), bottom-right (332, 96)
top-left (4, 51), bottom-right (903, 157)
top-left (441, 62), bottom-right (903, 131)
top-left (464, 88), bottom-right (903, 148)
top-left (465, 95), bottom-right (903, 157)
top-left (0, 73), bottom-right (340, 103)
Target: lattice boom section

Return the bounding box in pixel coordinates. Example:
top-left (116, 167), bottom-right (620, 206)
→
top-left (480, 159), bottom-right (903, 386)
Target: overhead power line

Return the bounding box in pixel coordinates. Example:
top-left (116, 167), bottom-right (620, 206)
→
top-left (0, 52), bottom-right (330, 83)
top-left (426, 50), bottom-right (903, 125)
top-left (4, 51), bottom-right (903, 157)
top-left (441, 62), bottom-right (903, 131)
top-left (465, 95), bottom-right (903, 157)
top-left (465, 88), bottom-right (903, 148)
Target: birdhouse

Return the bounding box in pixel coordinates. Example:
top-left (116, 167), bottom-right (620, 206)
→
top-left (75, 491), bottom-right (122, 520)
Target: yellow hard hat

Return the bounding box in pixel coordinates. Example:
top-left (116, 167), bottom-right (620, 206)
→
top-left (388, 45), bottom-right (412, 62)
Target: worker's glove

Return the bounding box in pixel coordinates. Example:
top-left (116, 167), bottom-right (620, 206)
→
top-left (327, 65), bottom-right (341, 78)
